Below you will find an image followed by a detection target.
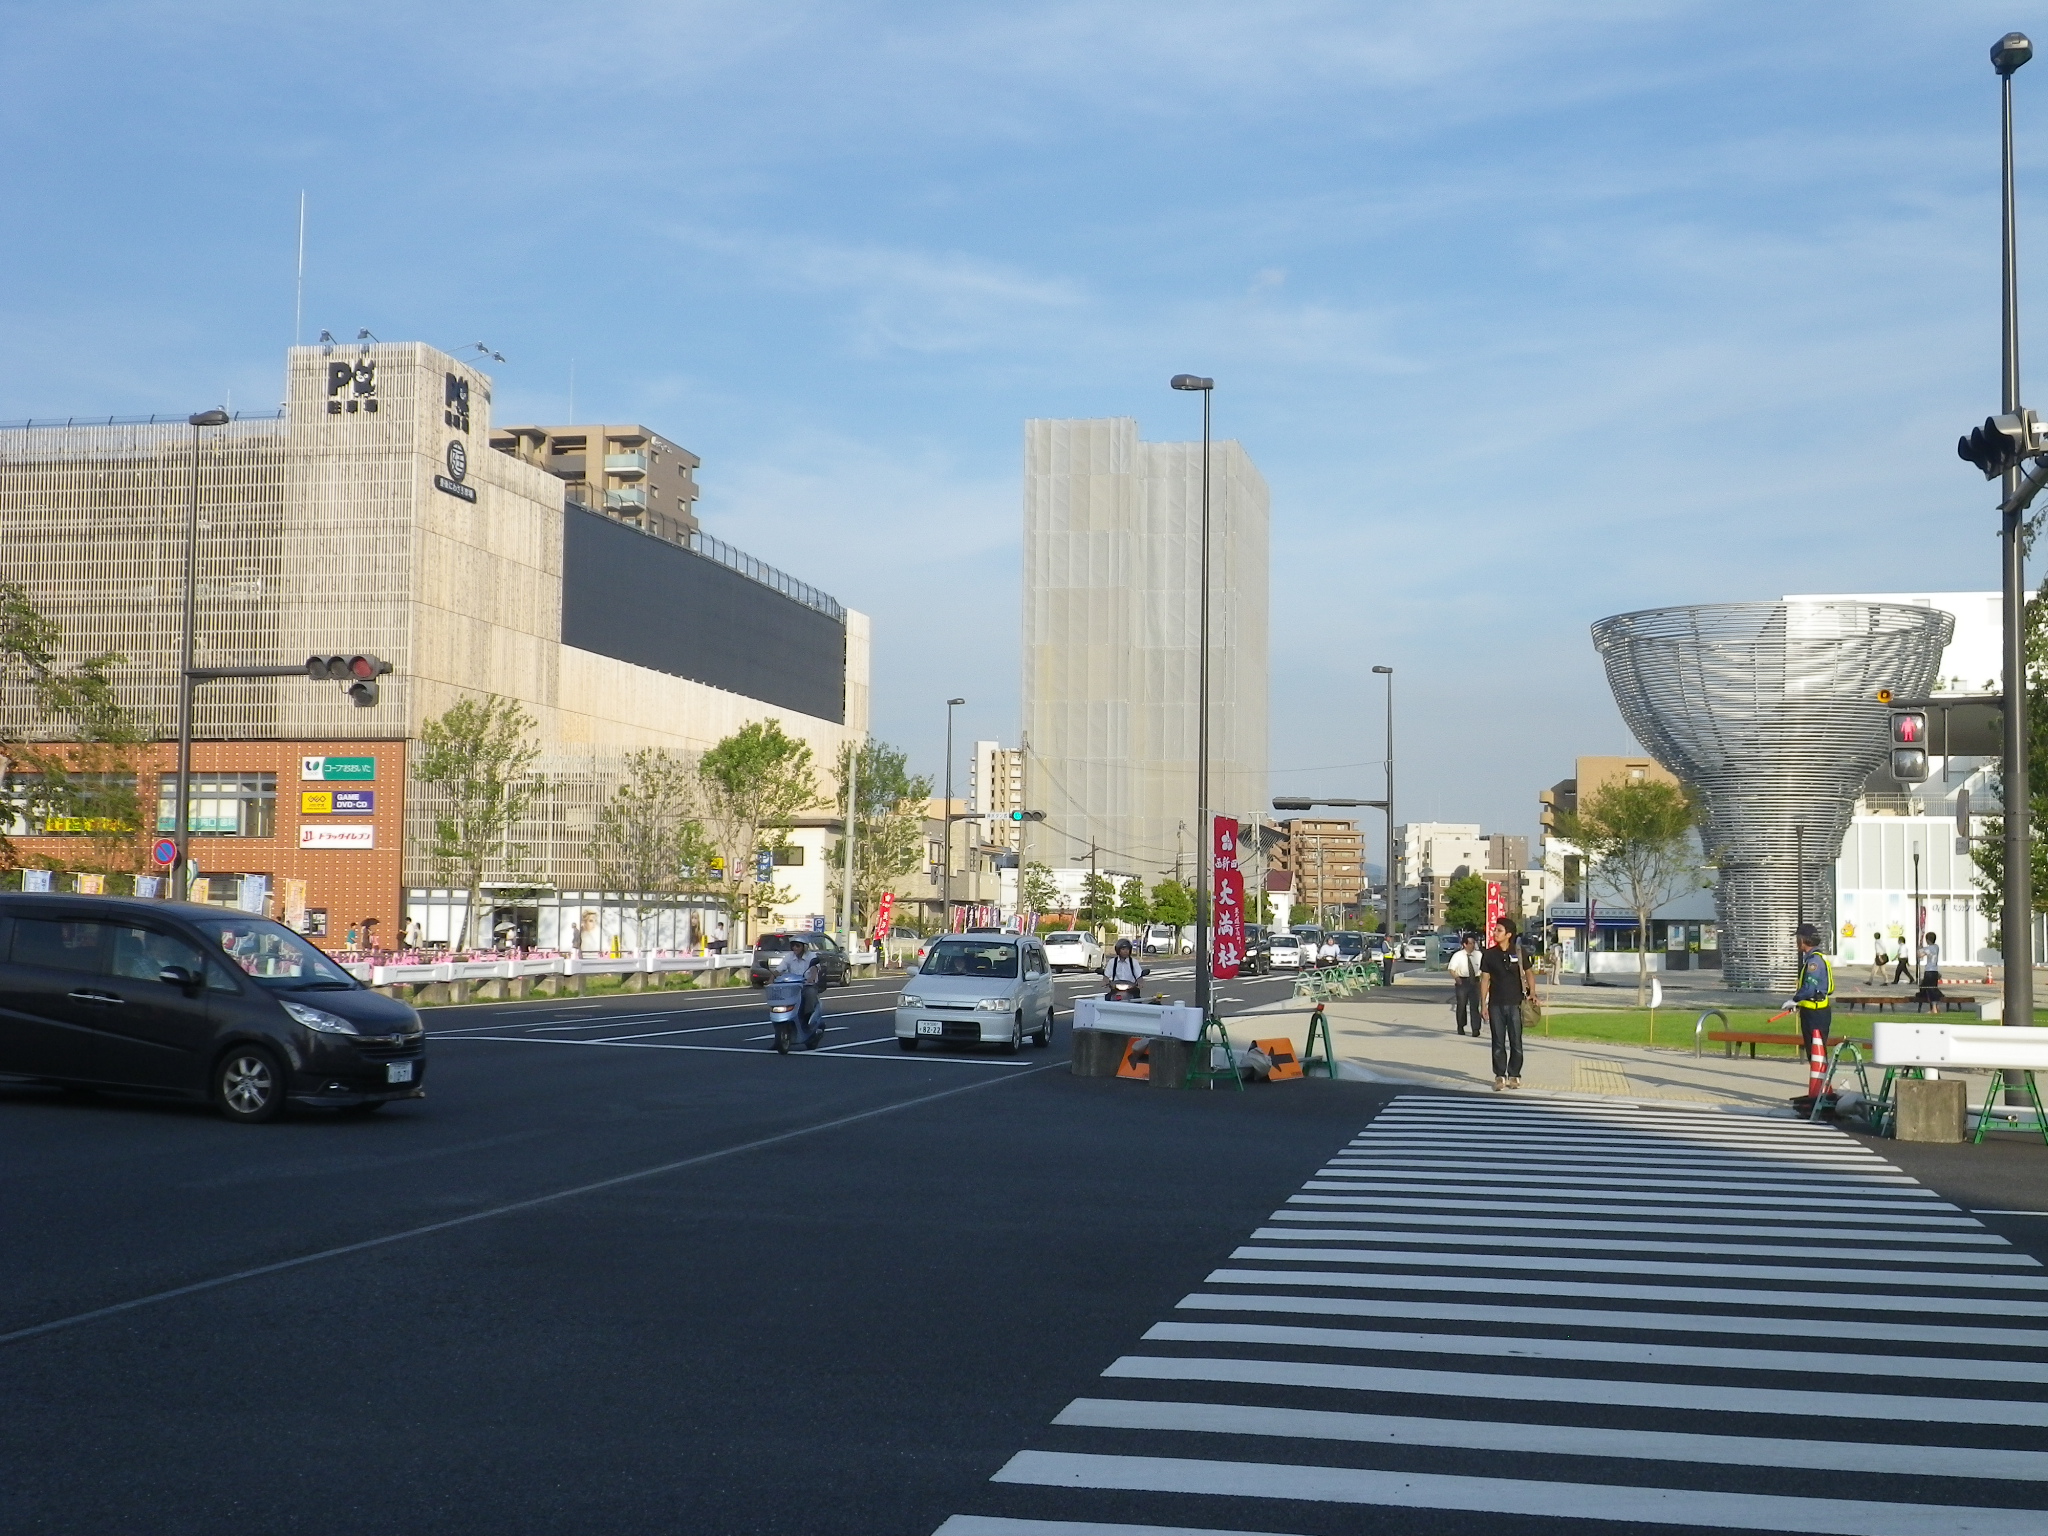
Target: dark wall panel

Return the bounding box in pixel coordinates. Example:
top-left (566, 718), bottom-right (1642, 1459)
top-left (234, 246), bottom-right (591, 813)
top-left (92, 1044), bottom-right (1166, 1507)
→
top-left (560, 508), bottom-right (845, 723)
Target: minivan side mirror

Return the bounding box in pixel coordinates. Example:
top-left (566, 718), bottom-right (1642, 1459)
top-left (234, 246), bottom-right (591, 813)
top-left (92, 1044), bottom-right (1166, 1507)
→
top-left (159, 965), bottom-right (202, 994)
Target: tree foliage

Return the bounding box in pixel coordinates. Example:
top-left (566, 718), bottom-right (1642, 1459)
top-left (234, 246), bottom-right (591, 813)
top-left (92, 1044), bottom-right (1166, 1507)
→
top-left (0, 582), bottom-right (151, 878)
top-left (697, 720), bottom-right (819, 942)
top-left (1021, 860), bottom-right (1060, 916)
top-left (1150, 878), bottom-right (1194, 931)
top-left (1553, 777), bottom-right (1701, 1002)
top-left (826, 738), bottom-right (933, 936)
top-left (1116, 876), bottom-right (1151, 928)
top-left (1077, 872), bottom-right (1117, 932)
top-left (416, 695), bottom-right (542, 948)
top-left (1442, 873), bottom-right (1487, 935)
top-left (594, 748), bottom-right (715, 919)
top-left (1969, 572), bottom-right (2048, 943)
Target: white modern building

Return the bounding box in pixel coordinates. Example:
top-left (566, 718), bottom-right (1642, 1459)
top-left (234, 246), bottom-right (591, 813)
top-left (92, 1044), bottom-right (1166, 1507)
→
top-left (971, 739), bottom-right (1026, 850)
top-left (1021, 417), bottom-right (1269, 883)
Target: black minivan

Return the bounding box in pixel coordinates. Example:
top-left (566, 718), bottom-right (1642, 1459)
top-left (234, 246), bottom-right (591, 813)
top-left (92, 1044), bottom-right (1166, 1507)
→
top-left (0, 894), bottom-right (425, 1122)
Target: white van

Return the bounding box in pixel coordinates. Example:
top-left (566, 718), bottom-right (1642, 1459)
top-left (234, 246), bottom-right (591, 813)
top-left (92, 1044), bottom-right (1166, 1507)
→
top-left (1143, 924), bottom-right (1180, 954)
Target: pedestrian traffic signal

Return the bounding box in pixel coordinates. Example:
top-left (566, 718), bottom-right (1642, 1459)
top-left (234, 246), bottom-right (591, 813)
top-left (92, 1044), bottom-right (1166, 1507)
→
top-left (1957, 411), bottom-right (2039, 479)
top-left (305, 654), bottom-right (393, 708)
top-left (1890, 708), bottom-right (1930, 782)
top-left (1008, 809), bottom-right (1045, 822)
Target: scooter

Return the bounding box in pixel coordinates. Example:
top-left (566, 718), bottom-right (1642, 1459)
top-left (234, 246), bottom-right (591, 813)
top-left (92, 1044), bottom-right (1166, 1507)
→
top-left (767, 977), bottom-right (826, 1053)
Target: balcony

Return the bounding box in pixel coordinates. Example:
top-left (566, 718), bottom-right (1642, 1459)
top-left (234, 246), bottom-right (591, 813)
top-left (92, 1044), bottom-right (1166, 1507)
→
top-left (604, 486), bottom-right (648, 510)
top-left (604, 452), bottom-right (647, 475)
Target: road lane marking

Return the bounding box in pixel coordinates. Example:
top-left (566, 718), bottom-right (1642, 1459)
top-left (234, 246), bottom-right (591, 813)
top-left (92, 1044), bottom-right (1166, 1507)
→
top-left (1052, 1396), bottom-right (2048, 1481)
top-left (988, 1450), bottom-right (2046, 1534)
top-left (437, 1034), bottom-right (1040, 1066)
top-left (1141, 1318), bottom-right (2048, 1382)
top-left (1273, 1195), bottom-right (1978, 1225)
top-left (1101, 1355), bottom-right (2048, 1427)
top-left (1246, 1227), bottom-right (2030, 1265)
top-left (1261, 1209), bottom-right (2005, 1242)
top-left (1226, 1246), bottom-right (2048, 1288)
top-left (0, 1061), bottom-right (1066, 1351)
top-left (1174, 1291), bottom-right (2048, 1349)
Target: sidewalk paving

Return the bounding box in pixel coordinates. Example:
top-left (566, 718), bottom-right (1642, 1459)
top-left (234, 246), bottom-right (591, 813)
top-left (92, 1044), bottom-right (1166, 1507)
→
top-left (1226, 973), bottom-right (1830, 1114)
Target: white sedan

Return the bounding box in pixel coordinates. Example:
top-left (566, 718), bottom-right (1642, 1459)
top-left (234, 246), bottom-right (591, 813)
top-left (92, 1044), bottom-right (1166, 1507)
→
top-left (1042, 930), bottom-right (1103, 973)
top-left (1267, 934), bottom-right (1304, 969)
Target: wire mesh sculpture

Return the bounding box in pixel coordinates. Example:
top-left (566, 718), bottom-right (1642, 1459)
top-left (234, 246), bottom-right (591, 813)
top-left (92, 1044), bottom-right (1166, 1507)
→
top-left (1592, 601), bottom-right (1953, 991)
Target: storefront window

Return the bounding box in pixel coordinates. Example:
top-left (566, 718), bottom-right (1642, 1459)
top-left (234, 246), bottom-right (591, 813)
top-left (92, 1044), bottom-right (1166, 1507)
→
top-left (157, 773), bottom-right (276, 838)
top-left (5, 773), bottom-right (139, 835)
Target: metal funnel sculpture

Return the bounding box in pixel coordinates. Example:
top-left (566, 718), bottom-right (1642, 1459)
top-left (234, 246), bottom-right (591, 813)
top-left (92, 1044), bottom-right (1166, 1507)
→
top-left (1591, 601), bottom-right (1953, 991)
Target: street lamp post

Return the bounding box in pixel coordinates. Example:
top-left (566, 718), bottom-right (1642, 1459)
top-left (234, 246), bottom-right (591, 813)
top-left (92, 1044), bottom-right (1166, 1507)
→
top-left (1373, 665), bottom-right (1394, 964)
top-left (1994, 31), bottom-right (2037, 1032)
top-left (942, 697), bottom-right (965, 932)
top-left (1170, 373), bottom-right (1214, 1014)
top-left (174, 408), bottom-right (231, 901)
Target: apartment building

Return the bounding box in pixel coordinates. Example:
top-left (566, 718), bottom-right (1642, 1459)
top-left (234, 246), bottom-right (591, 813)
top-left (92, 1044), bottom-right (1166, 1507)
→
top-left (971, 740), bottom-right (1026, 850)
top-left (1276, 818), bottom-right (1364, 922)
top-left (490, 422), bottom-right (702, 545)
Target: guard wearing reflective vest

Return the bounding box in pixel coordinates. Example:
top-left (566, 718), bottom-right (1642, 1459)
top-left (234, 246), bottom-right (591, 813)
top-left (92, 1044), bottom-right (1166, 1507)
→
top-left (1786, 922), bottom-right (1834, 1063)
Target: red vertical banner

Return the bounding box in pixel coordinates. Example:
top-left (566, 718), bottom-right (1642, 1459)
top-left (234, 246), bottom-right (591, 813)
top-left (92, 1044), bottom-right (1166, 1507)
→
top-left (1485, 880), bottom-right (1503, 934)
top-left (873, 891), bottom-right (896, 944)
top-left (1212, 815), bottom-right (1243, 980)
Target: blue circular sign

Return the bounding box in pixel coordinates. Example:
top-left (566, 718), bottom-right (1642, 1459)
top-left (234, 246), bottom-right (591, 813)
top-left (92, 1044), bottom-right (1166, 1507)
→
top-left (152, 838), bottom-right (177, 866)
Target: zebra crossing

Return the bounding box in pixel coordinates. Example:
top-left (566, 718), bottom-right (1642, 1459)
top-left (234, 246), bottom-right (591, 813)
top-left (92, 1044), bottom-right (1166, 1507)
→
top-left (934, 1094), bottom-right (2048, 1536)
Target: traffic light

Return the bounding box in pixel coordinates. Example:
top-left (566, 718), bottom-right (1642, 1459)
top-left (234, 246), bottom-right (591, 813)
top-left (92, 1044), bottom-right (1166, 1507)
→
top-left (1008, 809), bottom-right (1045, 822)
top-left (1890, 708), bottom-right (1930, 783)
top-left (305, 654), bottom-right (393, 708)
top-left (1957, 411), bottom-right (2039, 479)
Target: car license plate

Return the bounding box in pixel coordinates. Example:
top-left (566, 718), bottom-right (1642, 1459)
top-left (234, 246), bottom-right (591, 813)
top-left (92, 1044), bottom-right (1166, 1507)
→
top-left (917, 1020), bottom-right (944, 1036)
top-left (386, 1061), bottom-right (415, 1083)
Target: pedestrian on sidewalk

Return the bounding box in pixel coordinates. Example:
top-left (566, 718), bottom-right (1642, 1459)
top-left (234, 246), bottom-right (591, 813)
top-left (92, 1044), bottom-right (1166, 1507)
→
top-left (1868, 943), bottom-right (1889, 988)
top-left (1478, 917), bottom-right (1532, 1090)
top-left (1890, 926), bottom-right (1914, 986)
top-left (1447, 931), bottom-right (1484, 1036)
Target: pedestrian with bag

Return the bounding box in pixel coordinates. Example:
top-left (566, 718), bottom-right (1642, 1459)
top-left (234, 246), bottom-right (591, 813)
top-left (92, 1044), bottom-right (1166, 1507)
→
top-left (1478, 917), bottom-right (1533, 1091)
top-left (1447, 931), bottom-right (1484, 1037)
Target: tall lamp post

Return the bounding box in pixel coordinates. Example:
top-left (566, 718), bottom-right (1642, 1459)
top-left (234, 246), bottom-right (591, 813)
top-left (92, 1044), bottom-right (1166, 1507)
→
top-left (1170, 373), bottom-right (1214, 1014)
top-left (1373, 664), bottom-right (1395, 961)
top-left (1994, 31), bottom-right (2037, 1032)
top-left (174, 407), bottom-right (231, 900)
top-left (942, 697), bottom-right (965, 932)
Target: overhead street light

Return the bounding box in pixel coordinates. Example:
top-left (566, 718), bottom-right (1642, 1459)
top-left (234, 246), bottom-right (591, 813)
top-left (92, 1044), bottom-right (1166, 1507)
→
top-left (943, 697), bottom-right (966, 931)
top-left (172, 408), bottom-right (231, 899)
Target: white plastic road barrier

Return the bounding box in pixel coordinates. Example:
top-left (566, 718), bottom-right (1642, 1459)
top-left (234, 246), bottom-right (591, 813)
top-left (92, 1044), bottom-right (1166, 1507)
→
top-left (1873, 1021), bottom-right (2048, 1069)
top-left (1072, 997), bottom-right (1204, 1041)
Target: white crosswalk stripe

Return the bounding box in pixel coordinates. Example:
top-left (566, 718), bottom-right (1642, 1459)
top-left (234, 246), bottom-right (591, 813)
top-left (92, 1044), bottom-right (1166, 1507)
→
top-left (937, 1095), bottom-right (2048, 1535)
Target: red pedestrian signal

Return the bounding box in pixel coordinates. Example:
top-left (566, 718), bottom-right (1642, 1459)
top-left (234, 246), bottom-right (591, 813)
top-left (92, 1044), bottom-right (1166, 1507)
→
top-left (1891, 711), bottom-right (1926, 745)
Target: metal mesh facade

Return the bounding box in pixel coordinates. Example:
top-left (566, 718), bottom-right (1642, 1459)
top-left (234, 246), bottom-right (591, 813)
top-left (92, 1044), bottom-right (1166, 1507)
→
top-left (1592, 601), bottom-right (1952, 990)
top-left (1021, 418), bottom-right (1269, 878)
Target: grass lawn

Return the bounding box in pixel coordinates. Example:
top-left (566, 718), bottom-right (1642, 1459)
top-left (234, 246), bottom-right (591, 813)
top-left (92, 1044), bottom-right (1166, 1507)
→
top-left (1533, 1007), bottom-right (1800, 1052)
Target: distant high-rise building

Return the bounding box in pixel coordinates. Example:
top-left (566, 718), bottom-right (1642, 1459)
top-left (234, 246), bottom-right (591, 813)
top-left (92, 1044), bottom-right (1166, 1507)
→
top-left (1275, 818), bottom-right (1364, 921)
top-left (1021, 417), bottom-right (1269, 878)
top-left (970, 739), bottom-right (1026, 850)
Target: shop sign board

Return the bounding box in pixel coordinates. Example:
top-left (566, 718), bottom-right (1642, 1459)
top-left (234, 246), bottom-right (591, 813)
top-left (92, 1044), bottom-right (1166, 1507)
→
top-left (301, 756), bottom-right (375, 782)
top-left (300, 790), bottom-right (375, 814)
top-left (300, 824), bottom-right (375, 850)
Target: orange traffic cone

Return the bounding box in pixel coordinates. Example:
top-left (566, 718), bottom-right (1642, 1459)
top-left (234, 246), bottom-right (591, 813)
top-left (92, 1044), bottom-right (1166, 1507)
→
top-left (1807, 1027), bottom-right (1828, 1102)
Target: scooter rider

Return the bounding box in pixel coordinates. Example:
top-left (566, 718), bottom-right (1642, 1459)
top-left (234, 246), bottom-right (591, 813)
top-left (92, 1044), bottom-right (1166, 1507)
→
top-left (1103, 937), bottom-right (1146, 998)
top-left (787, 937), bottom-right (826, 1044)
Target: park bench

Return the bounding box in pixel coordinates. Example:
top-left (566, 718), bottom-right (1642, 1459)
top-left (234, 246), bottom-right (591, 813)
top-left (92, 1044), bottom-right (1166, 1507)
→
top-left (1835, 992), bottom-right (1982, 1015)
top-left (1691, 1008), bottom-right (1870, 1059)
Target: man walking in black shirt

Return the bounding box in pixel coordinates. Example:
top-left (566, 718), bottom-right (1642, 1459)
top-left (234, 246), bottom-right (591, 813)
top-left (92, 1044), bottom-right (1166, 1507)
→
top-left (1478, 916), bottom-right (1532, 1091)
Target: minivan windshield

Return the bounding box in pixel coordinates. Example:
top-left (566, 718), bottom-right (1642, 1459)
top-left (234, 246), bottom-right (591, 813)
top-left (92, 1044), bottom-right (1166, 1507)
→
top-left (920, 939), bottom-right (1019, 979)
top-left (1045, 932), bottom-right (1083, 942)
top-left (190, 916), bottom-right (359, 990)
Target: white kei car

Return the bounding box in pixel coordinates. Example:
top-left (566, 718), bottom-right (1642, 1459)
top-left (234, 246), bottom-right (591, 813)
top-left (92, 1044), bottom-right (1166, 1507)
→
top-left (1042, 930), bottom-right (1103, 973)
top-left (1267, 934), bottom-right (1304, 970)
top-left (896, 933), bottom-right (1057, 1052)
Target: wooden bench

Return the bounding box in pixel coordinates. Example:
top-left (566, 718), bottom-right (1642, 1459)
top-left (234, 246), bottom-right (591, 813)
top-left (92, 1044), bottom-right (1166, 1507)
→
top-left (1702, 1030), bottom-right (1873, 1060)
top-left (1836, 993), bottom-right (1982, 1015)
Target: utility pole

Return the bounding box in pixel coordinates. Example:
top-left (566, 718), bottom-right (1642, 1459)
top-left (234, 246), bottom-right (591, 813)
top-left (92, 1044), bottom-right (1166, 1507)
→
top-left (839, 738), bottom-right (860, 950)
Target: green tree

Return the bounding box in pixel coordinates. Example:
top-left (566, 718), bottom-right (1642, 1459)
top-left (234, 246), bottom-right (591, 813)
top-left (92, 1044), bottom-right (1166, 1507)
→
top-left (1970, 570), bottom-right (2048, 944)
top-left (1554, 778), bottom-right (1702, 1003)
top-left (416, 695), bottom-right (543, 948)
top-left (1150, 878), bottom-right (1194, 931)
top-left (1116, 876), bottom-right (1151, 929)
top-left (1442, 873), bottom-right (1487, 934)
top-left (1077, 872), bottom-right (1117, 934)
top-left (826, 738), bottom-right (933, 936)
top-left (0, 582), bottom-right (152, 880)
top-left (697, 720), bottom-right (819, 945)
top-left (594, 748), bottom-right (716, 934)
top-left (1021, 860), bottom-right (1060, 917)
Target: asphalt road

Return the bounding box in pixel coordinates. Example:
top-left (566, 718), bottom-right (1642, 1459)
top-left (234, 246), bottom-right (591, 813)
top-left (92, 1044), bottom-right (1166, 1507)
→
top-left (3, 966), bottom-right (2044, 1535)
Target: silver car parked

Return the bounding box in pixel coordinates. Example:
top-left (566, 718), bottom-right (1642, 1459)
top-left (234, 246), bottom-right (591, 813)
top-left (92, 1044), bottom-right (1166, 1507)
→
top-left (896, 934), bottom-right (1055, 1051)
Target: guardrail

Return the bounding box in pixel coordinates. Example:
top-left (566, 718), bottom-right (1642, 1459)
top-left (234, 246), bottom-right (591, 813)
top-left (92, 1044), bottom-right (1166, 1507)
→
top-left (348, 949), bottom-right (880, 988)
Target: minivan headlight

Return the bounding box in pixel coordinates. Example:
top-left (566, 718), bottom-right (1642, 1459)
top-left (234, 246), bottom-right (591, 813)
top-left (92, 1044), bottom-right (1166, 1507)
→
top-left (899, 994), bottom-right (923, 1007)
top-left (281, 999), bottom-right (360, 1035)
top-left (975, 996), bottom-right (1015, 1012)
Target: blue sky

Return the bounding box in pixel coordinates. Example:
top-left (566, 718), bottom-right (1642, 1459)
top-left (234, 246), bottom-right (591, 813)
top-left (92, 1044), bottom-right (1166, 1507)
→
top-left (0, 3), bottom-right (2037, 855)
